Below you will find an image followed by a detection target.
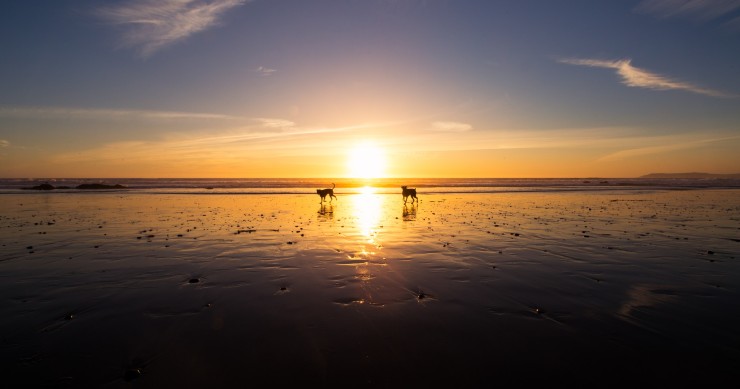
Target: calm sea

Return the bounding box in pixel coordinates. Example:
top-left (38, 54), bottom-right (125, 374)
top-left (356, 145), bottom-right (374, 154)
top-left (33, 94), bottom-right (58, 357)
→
top-left (1, 177), bottom-right (739, 195)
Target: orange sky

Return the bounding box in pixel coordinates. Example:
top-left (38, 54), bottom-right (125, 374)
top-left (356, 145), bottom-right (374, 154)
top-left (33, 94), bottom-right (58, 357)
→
top-left (1, 1), bottom-right (739, 178)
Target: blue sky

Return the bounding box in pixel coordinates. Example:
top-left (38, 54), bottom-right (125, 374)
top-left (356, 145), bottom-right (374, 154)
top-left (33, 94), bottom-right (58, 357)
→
top-left (1, 0), bottom-right (739, 178)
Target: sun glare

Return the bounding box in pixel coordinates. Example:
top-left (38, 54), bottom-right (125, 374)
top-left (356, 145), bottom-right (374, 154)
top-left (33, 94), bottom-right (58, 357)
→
top-left (347, 142), bottom-right (386, 179)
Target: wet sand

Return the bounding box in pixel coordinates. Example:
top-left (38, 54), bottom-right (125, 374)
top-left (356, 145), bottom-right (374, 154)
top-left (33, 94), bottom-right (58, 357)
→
top-left (1, 189), bottom-right (739, 387)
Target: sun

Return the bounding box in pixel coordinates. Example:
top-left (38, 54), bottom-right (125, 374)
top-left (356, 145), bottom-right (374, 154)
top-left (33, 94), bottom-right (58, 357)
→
top-left (347, 142), bottom-right (386, 179)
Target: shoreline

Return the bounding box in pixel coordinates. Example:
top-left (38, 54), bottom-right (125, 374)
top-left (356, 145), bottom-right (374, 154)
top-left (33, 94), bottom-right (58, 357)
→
top-left (2, 176), bottom-right (740, 192)
top-left (2, 185), bottom-right (739, 196)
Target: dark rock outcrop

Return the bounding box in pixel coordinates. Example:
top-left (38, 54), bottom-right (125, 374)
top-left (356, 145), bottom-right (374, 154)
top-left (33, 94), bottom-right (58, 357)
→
top-left (76, 184), bottom-right (126, 190)
top-left (23, 183), bottom-right (56, 190)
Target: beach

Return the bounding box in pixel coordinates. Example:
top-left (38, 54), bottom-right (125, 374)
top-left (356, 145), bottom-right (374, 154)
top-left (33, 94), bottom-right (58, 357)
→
top-left (1, 188), bottom-right (739, 387)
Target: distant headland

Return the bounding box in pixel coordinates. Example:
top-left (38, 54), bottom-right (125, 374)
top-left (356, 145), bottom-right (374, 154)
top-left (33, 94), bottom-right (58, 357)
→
top-left (640, 173), bottom-right (740, 179)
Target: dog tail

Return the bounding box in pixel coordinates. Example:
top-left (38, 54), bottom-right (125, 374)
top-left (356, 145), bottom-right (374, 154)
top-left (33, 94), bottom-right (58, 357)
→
top-left (331, 183), bottom-right (335, 189)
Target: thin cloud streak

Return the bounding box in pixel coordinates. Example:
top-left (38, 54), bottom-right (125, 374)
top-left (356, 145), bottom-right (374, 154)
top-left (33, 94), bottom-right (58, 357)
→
top-left (0, 140), bottom-right (9, 148)
top-left (430, 121), bottom-right (473, 132)
top-left (256, 66), bottom-right (277, 76)
top-left (635, 0), bottom-right (740, 21)
top-left (597, 134), bottom-right (740, 161)
top-left (383, 126), bottom-right (740, 161)
top-left (52, 121), bottom-right (399, 164)
top-left (0, 106), bottom-right (244, 120)
top-left (255, 118), bottom-right (295, 128)
top-left (558, 58), bottom-right (731, 97)
top-left (412, 127), bottom-right (640, 152)
top-left (96, 0), bottom-right (247, 57)
top-left (726, 14), bottom-right (740, 29)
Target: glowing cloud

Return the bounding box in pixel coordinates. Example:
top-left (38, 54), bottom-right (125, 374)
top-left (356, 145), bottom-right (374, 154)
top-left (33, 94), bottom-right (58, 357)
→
top-left (430, 121), bottom-right (473, 132)
top-left (96, 0), bottom-right (247, 57)
top-left (558, 58), bottom-right (730, 97)
top-left (0, 140), bottom-right (9, 147)
top-left (635, 0), bottom-right (740, 21)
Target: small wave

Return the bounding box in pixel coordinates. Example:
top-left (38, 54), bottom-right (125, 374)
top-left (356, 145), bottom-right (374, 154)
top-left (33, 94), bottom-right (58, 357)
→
top-left (1, 177), bottom-right (738, 194)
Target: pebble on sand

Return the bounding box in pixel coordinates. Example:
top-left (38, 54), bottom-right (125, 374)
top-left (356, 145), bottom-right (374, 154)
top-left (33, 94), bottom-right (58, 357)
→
top-left (124, 368), bottom-right (142, 382)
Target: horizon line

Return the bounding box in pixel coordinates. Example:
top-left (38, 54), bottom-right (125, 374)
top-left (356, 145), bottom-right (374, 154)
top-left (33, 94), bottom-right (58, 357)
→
top-left (3, 173), bottom-right (740, 180)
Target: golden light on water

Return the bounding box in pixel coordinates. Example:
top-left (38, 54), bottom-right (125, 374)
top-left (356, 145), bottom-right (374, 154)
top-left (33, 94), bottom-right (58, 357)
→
top-left (347, 142), bottom-right (386, 179)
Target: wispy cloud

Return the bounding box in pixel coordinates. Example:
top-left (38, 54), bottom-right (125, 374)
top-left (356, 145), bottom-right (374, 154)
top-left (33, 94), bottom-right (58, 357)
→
top-left (430, 121), bottom-right (472, 132)
top-left (728, 14), bottom-right (740, 28)
top-left (256, 66), bottom-right (277, 76)
top-left (51, 121), bottom-right (394, 165)
top-left (558, 58), bottom-right (730, 97)
top-left (597, 134), bottom-right (740, 161)
top-left (256, 118), bottom-right (294, 128)
top-left (96, 0), bottom-right (247, 57)
top-left (0, 106), bottom-right (243, 120)
top-left (635, 0), bottom-right (740, 21)
top-left (0, 140), bottom-right (9, 148)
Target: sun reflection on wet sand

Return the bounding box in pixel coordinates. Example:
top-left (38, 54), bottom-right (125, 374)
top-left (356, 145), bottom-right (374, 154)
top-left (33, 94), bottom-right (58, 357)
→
top-left (349, 186), bottom-right (383, 243)
top-left (338, 186), bottom-right (396, 305)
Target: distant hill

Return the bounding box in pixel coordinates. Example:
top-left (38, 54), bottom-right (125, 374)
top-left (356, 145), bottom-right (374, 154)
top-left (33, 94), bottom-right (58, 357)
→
top-left (640, 172), bottom-right (740, 179)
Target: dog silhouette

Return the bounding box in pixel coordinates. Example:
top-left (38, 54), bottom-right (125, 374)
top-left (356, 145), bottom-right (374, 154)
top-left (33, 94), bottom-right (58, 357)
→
top-left (317, 183), bottom-right (337, 203)
top-left (401, 185), bottom-right (418, 204)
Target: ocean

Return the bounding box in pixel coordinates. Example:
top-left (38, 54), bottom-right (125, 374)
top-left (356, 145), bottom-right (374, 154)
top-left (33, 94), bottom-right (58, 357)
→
top-left (2, 177), bottom-right (739, 194)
